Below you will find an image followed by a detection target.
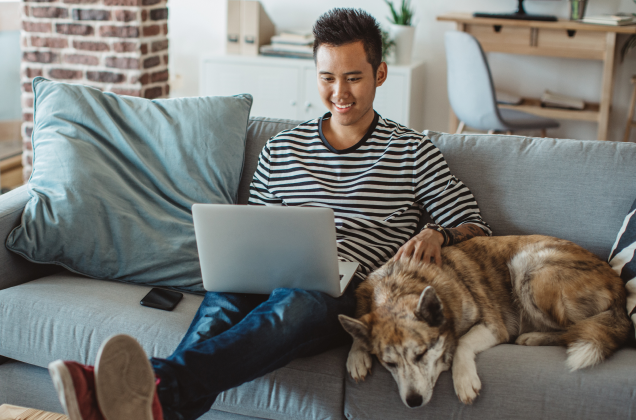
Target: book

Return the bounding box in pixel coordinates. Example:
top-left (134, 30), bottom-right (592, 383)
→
top-left (271, 32), bottom-right (314, 44)
top-left (495, 90), bottom-right (522, 105)
top-left (261, 43), bottom-right (313, 54)
top-left (541, 90), bottom-right (585, 110)
top-left (581, 14), bottom-right (636, 26)
top-left (259, 44), bottom-right (313, 59)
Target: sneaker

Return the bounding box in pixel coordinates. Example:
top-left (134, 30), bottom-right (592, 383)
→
top-left (48, 360), bottom-right (105, 420)
top-left (95, 334), bottom-right (163, 420)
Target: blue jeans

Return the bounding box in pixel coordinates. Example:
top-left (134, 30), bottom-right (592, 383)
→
top-left (150, 279), bottom-right (360, 420)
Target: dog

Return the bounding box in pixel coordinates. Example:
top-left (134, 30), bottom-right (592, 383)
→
top-left (338, 235), bottom-right (631, 408)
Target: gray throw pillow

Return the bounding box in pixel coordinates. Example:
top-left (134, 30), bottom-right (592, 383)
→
top-left (6, 77), bottom-right (252, 293)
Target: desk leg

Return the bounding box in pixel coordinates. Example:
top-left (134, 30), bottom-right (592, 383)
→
top-left (449, 108), bottom-right (459, 133)
top-left (447, 22), bottom-right (466, 134)
top-left (598, 32), bottom-right (617, 141)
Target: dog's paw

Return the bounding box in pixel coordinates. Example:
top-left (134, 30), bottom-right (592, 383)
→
top-left (515, 332), bottom-right (560, 346)
top-left (346, 347), bottom-right (372, 382)
top-left (452, 364), bottom-right (481, 405)
top-left (516, 332), bottom-right (542, 346)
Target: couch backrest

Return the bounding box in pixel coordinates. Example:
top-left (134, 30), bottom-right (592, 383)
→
top-left (237, 117), bottom-right (301, 205)
top-left (238, 118), bottom-right (636, 260)
top-left (428, 131), bottom-right (636, 260)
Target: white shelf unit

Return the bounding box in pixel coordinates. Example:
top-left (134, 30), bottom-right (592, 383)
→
top-left (200, 55), bottom-right (425, 131)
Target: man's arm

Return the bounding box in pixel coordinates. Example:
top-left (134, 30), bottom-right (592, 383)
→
top-left (445, 223), bottom-right (489, 245)
top-left (394, 137), bottom-right (491, 266)
top-left (248, 142), bottom-right (283, 206)
top-left (394, 223), bottom-right (488, 267)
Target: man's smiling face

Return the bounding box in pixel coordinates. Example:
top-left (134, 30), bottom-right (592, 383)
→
top-left (316, 41), bottom-right (386, 131)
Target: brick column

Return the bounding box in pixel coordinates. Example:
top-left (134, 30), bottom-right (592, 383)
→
top-left (20, 0), bottom-right (169, 180)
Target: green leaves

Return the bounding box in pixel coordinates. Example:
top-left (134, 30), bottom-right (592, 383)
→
top-left (381, 29), bottom-right (396, 61)
top-left (384, 0), bottom-right (414, 26)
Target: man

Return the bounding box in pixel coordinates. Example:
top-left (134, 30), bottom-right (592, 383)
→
top-left (48, 8), bottom-right (490, 420)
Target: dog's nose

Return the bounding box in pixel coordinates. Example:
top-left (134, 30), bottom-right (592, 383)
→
top-left (406, 393), bottom-right (423, 408)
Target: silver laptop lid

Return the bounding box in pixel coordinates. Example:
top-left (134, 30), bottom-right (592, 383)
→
top-left (192, 204), bottom-right (353, 297)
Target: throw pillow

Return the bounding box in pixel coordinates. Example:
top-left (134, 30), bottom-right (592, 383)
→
top-left (6, 77), bottom-right (252, 294)
top-left (608, 198), bottom-right (636, 325)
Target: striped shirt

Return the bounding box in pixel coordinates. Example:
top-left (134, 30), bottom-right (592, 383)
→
top-left (248, 112), bottom-right (491, 279)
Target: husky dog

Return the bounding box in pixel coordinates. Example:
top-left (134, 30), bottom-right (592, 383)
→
top-left (339, 235), bottom-right (631, 408)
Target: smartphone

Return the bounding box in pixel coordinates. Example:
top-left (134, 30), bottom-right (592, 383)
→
top-left (140, 288), bottom-right (183, 311)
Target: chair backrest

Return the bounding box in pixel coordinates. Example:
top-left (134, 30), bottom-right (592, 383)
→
top-left (444, 31), bottom-right (506, 131)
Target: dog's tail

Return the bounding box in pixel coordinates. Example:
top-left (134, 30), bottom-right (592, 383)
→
top-left (562, 305), bottom-right (632, 371)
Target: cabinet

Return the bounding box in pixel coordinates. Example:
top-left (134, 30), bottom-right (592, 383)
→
top-left (200, 55), bottom-right (425, 131)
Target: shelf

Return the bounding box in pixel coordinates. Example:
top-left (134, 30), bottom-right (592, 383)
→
top-left (499, 98), bottom-right (600, 122)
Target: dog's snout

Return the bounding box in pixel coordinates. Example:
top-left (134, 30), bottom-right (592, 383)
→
top-left (406, 393), bottom-right (423, 408)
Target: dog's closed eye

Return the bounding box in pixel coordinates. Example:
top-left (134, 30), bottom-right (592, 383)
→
top-left (415, 350), bottom-right (427, 362)
top-left (384, 361), bottom-right (397, 368)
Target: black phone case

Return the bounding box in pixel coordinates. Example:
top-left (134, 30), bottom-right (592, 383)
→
top-left (140, 288), bottom-right (183, 311)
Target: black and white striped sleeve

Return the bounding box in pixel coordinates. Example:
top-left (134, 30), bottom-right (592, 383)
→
top-left (248, 142), bottom-right (283, 206)
top-left (414, 138), bottom-right (491, 235)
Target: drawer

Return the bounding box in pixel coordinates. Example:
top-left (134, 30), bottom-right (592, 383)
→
top-left (536, 29), bottom-right (607, 59)
top-left (466, 24), bottom-right (532, 52)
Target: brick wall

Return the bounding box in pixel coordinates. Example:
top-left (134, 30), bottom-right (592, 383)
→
top-left (21, 0), bottom-right (169, 180)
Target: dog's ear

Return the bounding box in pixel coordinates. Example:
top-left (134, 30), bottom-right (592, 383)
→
top-left (416, 286), bottom-right (445, 327)
top-left (339, 314), bottom-right (371, 347)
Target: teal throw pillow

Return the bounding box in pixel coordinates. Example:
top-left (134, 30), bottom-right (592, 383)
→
top-left (6, 78), bottom-right (252, 293)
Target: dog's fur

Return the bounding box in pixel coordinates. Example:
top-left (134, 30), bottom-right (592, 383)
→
top-left (339, 235), bottom-right (631, 408)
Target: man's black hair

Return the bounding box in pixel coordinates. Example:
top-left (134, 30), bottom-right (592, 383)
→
top-left (312, 8), bottom-right (383, 74)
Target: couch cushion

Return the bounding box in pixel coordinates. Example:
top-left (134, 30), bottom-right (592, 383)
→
top-left (426, 132), bottom-right (636, 260)
top-left (0, 360), bottom-right (281, 420)
top-left (6, 78), bottom-right (252, 293)
top-left (0, 272), bottom-right (201, 366)
top-left (0, 273), bottom-right (347, 420)
top-left (212, 346), bottom-right (347, 420)
top-left (344, 344), bottom-right (636, 420)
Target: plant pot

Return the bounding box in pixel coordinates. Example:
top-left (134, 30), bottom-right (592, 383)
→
top-left (569, 0), bottom-right (588, 20)
top-left (390, 24), bottom-right (415, 65)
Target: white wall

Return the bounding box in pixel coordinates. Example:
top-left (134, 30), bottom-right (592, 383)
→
top-left (0, 31), bottom-right (21, 121)
top-left (0, 1), bottom-right (22, 121)
top-left (168, 0), bottom-right (636, 142)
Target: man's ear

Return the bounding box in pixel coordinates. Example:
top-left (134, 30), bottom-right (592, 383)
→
top-left (415, 286), bottom-right (445, 327)
top-left (339, 314), bottom-right (371, 348)
top-left (375, 62), bottom-right (388, 87)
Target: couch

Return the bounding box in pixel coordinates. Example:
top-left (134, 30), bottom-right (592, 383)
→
top-left (1, 116), bottom-right (636, 419)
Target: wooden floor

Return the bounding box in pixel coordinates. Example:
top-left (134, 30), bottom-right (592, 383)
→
top-left (0, 403), bottom-right (68, 419)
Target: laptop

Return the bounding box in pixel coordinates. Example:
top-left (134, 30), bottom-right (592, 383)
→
top-left (191, 204), bottom-right (359, 297)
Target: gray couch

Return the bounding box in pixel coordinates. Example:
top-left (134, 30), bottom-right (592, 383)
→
top-left (1, 116), bottom-right (636, 419)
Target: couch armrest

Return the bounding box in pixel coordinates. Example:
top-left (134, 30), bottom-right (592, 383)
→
top-left (0, 186), bottom-right (58, 290)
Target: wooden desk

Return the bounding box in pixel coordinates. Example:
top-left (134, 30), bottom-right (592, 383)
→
top-left (0, 121), bottom-right (23, 191)
top-left (437, 12), bottom-right (636, 140)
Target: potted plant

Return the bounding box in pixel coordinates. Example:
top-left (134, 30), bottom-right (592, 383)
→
top-left (381, 29), bottom-right (396, 64)
top-left (385, 0), bottom-right (415, 65)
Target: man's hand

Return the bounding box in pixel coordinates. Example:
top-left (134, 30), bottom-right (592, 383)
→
top-left (393, 228), bottom-right (444, 267)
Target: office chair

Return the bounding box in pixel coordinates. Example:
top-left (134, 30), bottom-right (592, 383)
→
top-left (444, 31), bottom-right (559, 136)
